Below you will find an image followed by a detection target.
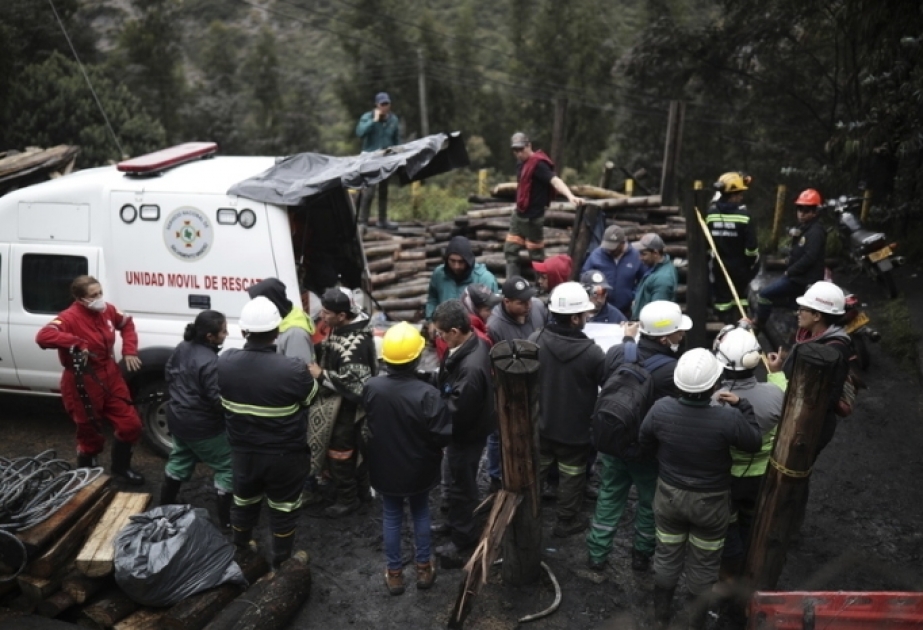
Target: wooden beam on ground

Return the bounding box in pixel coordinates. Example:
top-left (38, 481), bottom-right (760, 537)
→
top-left (61, 571), bottom-right (107, 604)
top-left (81, 587), bottom-right (139, 627)
top-left (16, 474), bottom-right (111, 557)
top-left (37, 589), bottom-right (76, 618)
top-left (27, 489), bottom-right (114, 578)
top-left (76, 492), bottom-right (151, 578)
top-left (113, 608), bottom-right (166, 630)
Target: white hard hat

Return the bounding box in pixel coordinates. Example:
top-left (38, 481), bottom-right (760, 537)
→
top-left (796, 281), bottom-right (845, 315)
top-left (715, 328), bottom-right (762, 371)
top-left (239, 296), bottom-right (282, 332)
top-left (639, 301), bottom-right (693, 337)
top-left (548, 281), bottom-right (594, 314)
top-left (674, 348), bottom-right (722, 394)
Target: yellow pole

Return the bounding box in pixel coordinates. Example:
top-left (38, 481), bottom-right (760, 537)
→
top-left (694, 180), bottom-right (703, 191)
top-left (412, 181), bottom-right (421, 212)
top-left (860, 188), bottom-right (872, 222)
top-left (625, 178), bottom-right (634, 196)
top-left (478, 169), bottom-right (488, 197)
top-left (771, 184), bottom-right (787, 252)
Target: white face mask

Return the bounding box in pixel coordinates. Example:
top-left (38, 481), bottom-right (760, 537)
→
top-left (83, 298), bottom-right (106, 312)
top-left (669, 343), bottom-right (681, 353)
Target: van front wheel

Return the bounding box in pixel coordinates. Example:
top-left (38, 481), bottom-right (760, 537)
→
top-left (137, 380), bottom-right (172, 458)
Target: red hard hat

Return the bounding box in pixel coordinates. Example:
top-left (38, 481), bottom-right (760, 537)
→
top-left (795, 188), bottom-right (823, 207)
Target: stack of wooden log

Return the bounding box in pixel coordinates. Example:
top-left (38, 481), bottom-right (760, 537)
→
top-left (0, 474), bottom-right (310, 629)
top-left (365, 192), bottom-right (690, 322)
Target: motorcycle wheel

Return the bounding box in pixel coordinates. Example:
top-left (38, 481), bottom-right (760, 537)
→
top-left (881, 268), bottom-right (899, 299)
top-left (852, 333), bottom-right (871, 371)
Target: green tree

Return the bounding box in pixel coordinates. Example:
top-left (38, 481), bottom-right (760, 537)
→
top-left (7, 52), bottom-right (165, 166)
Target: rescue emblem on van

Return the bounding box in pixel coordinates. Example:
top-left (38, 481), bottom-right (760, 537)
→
top-left (164, 207), bottom-right (213, 261)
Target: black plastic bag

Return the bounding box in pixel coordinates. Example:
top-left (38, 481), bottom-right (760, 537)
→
top-left (114, 504), bottom-right (246, 607)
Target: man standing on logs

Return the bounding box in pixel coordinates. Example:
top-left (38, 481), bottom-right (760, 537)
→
top-left (218, 296), bottom-right (318, 570)
top-left (706, 171), bottom-right (760, 323)
top-left (505, 132), bottom-right (585, 279)
top-left (586, 301), bottom-right (688, 573)
top-left (639, 348), bottom-right (761, 630)
top-left (486, 276), bottom-right (547, 490)
top-left (308, 287), bottom-right (378, 518)
top-left (356, 91), bottom-right (401, 230)
top-left (529, 282), bottom-right (605, 537)
top-left (431, 300), bottom-right (497, 569)
top-left (581, 225), bottom-right (646, 319)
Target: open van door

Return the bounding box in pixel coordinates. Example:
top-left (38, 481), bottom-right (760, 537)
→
top-left (8, 245), bottom-right (99, 391)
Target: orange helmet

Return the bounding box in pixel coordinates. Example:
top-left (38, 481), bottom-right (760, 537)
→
top-left (795, 188), bottom-right (823, 207)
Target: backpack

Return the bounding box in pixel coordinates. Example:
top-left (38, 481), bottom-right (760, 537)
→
top-left (591, 343), bottom-right (674, 461)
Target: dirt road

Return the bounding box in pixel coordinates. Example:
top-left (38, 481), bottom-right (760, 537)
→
top-left (2, 264), bottom-right (921, 629)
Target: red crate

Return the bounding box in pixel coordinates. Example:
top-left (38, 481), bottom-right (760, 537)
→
top-left (748, 591), bottom-right (923, 629)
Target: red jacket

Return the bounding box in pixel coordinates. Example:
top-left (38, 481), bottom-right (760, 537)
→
top-left (36, 302), bottom-right (138, 369)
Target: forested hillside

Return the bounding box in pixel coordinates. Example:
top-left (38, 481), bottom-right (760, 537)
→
top-left (1, 0), bottom-right (921, 230)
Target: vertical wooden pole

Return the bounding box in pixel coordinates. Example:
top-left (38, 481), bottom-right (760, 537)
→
top-left (770, 184), bottom-right (787, 252)
top-left (478, 169), bottom-right (488, 197)
top-left (860, 188), bottom-right (872, 223)
top-left (659, 100), bottom-right (686, 205)
top-left (567, 204), bottom-right (600, 280)
top-left (490, 340), bottom-right (542, 586)
top-left (625, 178), bottom-right (634, 197)
top-left (684, 181), bottom-right (709, 349)
top-left (744, 343), bottom-right (844, 590)
top-left (417, 48), bottom-right (429, 137)
top-left (598, 161), bottom-right (615, 190)
top-left (550, 97), bottom-right (568, 173)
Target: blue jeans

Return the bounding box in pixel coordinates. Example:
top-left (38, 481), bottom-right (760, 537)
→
top-left (487, 430), bottom-right (501, 481)
top-left (757, 275), bottom-right (805, 324)
top-left (381, 492), bottom-right (431, 570)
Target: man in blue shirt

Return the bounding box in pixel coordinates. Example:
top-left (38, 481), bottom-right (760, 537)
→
top-left (356, 92), bottom-right (401, 230)
top-left (581, 225), bottom-right (646, 319)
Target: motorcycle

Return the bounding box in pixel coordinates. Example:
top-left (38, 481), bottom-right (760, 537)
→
top-left (748, 270), bottom-right (879, 371)
top-left (829, 195), bottom-right (905, 299)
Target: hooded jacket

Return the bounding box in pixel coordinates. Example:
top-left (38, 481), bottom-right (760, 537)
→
top-left (605, 336), bottom-right (680, 400)
top-left (718, 375), bottom-right (785, 477)
top-left (426, 236), bottom-right (499, 319)
top-left (438, 334), bottom-right (497, 444)
top-left (786, 217), bottom-right (827, 286)
top-left (528, 324), bottom-right (606, 445)
top-left (487, 299), bottom-right (547, 344)
top-left (165, 339), bottom-right (223, 441)
top-left (581, 245), bottom-right (646, 314)
top-left (631, 255), bottom-right (678, 319)
top-left (248, 277), bottom-right (315, 364)
top-left (537, 255), bottom-right (573, 291)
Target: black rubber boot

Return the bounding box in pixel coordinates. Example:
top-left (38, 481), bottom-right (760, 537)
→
top-left (232, 527), bottom-right (253, 551)
top-left (76, 452), bottom-right (98, 468)
top-left (159, 476), bottom-right (182, 506)
top-left (325, 457), bottom-right (359, 518)
top-left (110, 440), bottom-right (145, 486)
top-left (216, 492), bottom-right (232, 530)
top-left (653, 586), bottom-right (675, 630)
top-left (271, 531), bottom-right (295, 570)
top-left (505, 262), bottom-right (521, 281)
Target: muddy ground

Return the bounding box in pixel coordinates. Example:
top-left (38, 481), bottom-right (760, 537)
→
top-left (2, 262), bottom-right (922, 629)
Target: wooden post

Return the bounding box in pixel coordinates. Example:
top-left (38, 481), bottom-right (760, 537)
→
top-left (478, 169), bottom-right (488, 197)
top-left (744, 342), bottom-right (844, 590)
top-left (411, 181), bottom-right (422, 214)
top-left (567, 203), bottom-right (600, 280)
top-left (624, 178), bottom-right (634, 197)
top-left (659, 100), bottom-right (685, 205)
top-left (598, 161), bottom-right (615, 189)
top-left (490, 340), bottom-right (542, 586)
top-left (860, 188), bottom-right (872, 222)
top-left (770, 184), bottom-right (787, 252)
top-left (550, 97), bottom-right (568, 172)
top-left (684, 182), bottom-right (709, 349)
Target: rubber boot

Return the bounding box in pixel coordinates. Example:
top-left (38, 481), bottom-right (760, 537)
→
top-left (232, 527), bottom-right (253, 551)
top-left (653, 586), bottom-right (675, 630)
top-left (271, 531), bottom-right (296, 570)
top-left (325, 457), bottom-right (359, 518)
top-left (216, 491), bottom-right (232, 530)
top-left (110, 440), bottom-right (145, 486)
top-left (687, 604), bottom-right (709, 630)
top-left (76, 452), bottom-right (98, 468)
top-left (159, 476), bottom-right (182, 506)
top-left (505, 262), bottom-right (521, 280)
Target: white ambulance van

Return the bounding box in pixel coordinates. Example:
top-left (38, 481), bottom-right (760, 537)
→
top-left (0, 142), bottom-right (376, 456)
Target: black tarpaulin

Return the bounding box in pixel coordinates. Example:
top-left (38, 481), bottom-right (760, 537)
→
top-left (227, 132), bottom-right (468, 206)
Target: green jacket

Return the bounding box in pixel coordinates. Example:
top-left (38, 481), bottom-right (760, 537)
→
top-left (631, 255), bottom-right (677, 319)
top-left (356, 111), bottom-right (401, 152)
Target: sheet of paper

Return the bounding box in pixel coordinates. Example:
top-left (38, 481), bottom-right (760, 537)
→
top-left (584, 322), bottom-right (625, 354)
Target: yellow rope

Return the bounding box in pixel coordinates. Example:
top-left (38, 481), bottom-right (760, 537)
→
top-left (768, 456), bottom-right (812, 479)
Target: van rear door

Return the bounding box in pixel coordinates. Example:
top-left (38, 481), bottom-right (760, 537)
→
top-left (0, 244), bottom-right (17, 387)
top-left (8, 245), bottom-right (99, 390)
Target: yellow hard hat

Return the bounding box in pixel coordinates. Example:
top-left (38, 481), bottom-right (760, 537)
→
top-left (381, 322), bottom-right (426, 365)
top-left (714, 171), bottom-right (751, 193)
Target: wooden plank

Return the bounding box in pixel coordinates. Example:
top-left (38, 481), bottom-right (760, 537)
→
top-left (16, 573), bottom-right (60, 602)
top-left (76, 493), bottom-right (151, 578)
top-left (17, 474), bottom-right (112, 557)
top-left (62, 571), bottom-right (107, 604)
top-left (37, 590), bottom-right (76, 618)
top-left (81, 588), bottom-right (139, 628)
top-left (113, 609), bottom-right (166, 630)
top-left (28, 490), bottom-right (114, 578)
